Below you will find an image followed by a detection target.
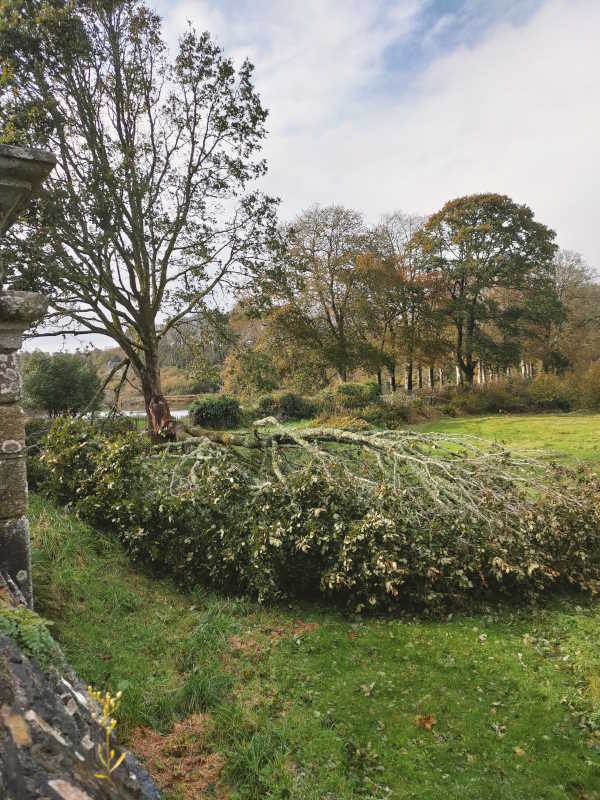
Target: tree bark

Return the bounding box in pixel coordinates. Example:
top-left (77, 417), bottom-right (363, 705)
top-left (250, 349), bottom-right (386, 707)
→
top-left (405, 361), bottom-right (413, 394)
top-left (139, 351), bottom-right (174, 441)
top-left (390, 365), bottom-right (396, 393)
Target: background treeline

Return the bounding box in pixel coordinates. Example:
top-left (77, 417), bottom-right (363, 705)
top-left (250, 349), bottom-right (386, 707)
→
top-left (23, 193), bottom-right (599, 420)
top-left (61, 195), bottom-right (599, 414)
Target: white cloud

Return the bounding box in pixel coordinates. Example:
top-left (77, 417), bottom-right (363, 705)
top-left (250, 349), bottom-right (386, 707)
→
top-left (162, 0), bottom-right (600, 268)
top-left (28, 0), bottom-right (600, 351)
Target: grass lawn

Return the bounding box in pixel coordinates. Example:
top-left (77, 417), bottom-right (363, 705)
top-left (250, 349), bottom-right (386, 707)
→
top-left (27, 413), bottom-right (600, 799)
top-left (415, 413), bottom-right (600, 468)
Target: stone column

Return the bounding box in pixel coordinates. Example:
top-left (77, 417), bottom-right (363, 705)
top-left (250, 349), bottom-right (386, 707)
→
top-left (0, 291), bottom-right (47, 607)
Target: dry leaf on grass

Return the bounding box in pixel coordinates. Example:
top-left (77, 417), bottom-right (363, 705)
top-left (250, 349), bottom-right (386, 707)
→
top-left (416, 714), bottom-right (437, 730)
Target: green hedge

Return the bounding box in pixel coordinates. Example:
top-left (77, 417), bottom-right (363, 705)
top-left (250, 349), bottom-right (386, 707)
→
top-left (189, 395), bottom-right (242, 428)
top-left (34, 418), bottom-right (600, 612)
top-left (335, 382), bottom-right (381, 409)
top-left (255, 392), bottom-right (316, 421)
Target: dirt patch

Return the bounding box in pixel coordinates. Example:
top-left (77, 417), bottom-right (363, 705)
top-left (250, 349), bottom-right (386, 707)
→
top-left (130, 714), bottom-right (228, 799)
top-left (229, 620), bottom-right (319, 657)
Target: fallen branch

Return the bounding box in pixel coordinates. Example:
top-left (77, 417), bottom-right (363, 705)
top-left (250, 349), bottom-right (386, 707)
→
top-left (158, 417), bottom-right (578, 532)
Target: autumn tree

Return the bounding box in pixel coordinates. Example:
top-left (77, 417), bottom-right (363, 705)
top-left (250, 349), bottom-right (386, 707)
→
top-left (360, 212), bottom-right (448, 392)
top-left (254, 205), bottom-right (368, 382)
top-left (417, 194), bottom-right (559, 384)
top-left (0, 0), bottom-right (276, 436)
top-left (538, 249), bottom-right (598, 372)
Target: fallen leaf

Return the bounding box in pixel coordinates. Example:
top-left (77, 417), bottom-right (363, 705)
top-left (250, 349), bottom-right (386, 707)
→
top-left (514, 746), bottom-right (525, 757)
top-left (416, 714), bottom-right (437, 730)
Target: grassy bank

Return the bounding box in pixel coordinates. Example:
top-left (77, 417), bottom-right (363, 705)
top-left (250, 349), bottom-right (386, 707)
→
top-left (30, 488), bottom-right (600, 799)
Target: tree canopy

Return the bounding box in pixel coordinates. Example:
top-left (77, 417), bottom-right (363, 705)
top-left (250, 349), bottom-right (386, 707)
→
top-left (0, 0), bottom-right (277, 436)
top-left (417, 193), bottom-right (560, 384)
top-left (24, 351), bottom-right (101, 415)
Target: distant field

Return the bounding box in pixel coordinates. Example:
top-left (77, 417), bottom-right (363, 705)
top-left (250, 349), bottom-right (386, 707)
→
top-left (415, 413), bottom-right (600, 467)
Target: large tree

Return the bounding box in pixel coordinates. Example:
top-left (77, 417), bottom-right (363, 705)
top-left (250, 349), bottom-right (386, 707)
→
top-left (540, 249), bottom-right (598, 372)
top-left (23, 351), bottom-right (102, 416)
top-left (417, 194), bottom-right (559, 384)
top-left (255, 205), bottom-right (368, 382)
top-left (361, 212), bottom-right (447, 392)
top-left (0, 0), bottom-right (277, 435)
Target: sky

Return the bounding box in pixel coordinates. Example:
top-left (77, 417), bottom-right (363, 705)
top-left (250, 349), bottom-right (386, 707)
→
top-left (156, 0), bottom-right (600, 262)
top-left (29, 0), bottom-right (600, 351)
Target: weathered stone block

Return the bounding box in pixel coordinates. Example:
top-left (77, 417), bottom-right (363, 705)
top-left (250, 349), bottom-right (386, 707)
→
top-left (0, 404), bottom-right (25, 449)
top-left (0, 353), bottom-right (22, 403)
top-left (0, 517), bottom-right (32, 606)
top-left (0, 291), bottom-right (48, 324)
top-left (0, 454), bottom-right (27, 518)
top-left (0, 635), bottom-right (161, 799)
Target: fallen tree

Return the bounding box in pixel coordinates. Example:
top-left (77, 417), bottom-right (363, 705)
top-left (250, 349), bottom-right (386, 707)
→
top-left (163, 417), bottom-right (575, 534)
top-left (34, 417), bottom-right (600, 610)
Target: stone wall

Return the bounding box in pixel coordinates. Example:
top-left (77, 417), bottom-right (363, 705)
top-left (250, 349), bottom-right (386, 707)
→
top-left (0, 576), bottom-right (161, 800)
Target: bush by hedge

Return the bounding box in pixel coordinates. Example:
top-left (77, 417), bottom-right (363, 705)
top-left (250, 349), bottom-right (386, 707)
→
top-left (189, 395), bottom-right (242, 428)
top-left (335, 381), bottom-right (381, 409)
top-left (579, 362), bottom-right (600, 410)
top-left (36, 417), bottom-right (600, 612)
top-left (254, 392), bottom-right (316, 421)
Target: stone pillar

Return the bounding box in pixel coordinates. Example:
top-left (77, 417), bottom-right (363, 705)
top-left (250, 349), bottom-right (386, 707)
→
top-left (0, 291), bottom-right (48, 607)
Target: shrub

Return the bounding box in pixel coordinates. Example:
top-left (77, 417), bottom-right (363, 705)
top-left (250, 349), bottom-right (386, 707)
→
top-left (256, 395), bottom-right (278, 416)
top-left (189, 396), bottom-right (242, 428)
top-left (335, 382), bottom-right (380, 409)
top-left (36, 417), bottom-right (600, 613)
top-left (528, 374), bottom-right (575, 411)
top-left (277, 392), bottom-right (316, 421)
top-left (578, 362), bottom-right (600, 410)
top-left (439, 376), bottom-right (578, 417)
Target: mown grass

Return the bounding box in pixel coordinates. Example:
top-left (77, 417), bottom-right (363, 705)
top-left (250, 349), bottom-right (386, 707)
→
top-left (28, 413), bottom-right (600, 799)
top-left (415, 412), bottom-right (600, 467)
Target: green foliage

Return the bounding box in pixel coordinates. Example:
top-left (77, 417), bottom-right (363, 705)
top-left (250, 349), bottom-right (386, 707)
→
top-left (578, 362), bottom-right (600, 410)
top-left (256, 394), bottom-right (278, 416)
top-left (528, 373), bottom-right (576, 411)
top-left (189, 395), bottom-right (242, 429)
top-left (0, 606), bottom-right (63, 671)
top-left (335, 381), bottom-right (380, 409)
top-left (222, 347), bottom-right (279, 399)
top-left (25, 416), bottom-right (52, 490)
top-left (277, 392), bottom-right (316, 420)
top-left (254, 392), bottom-right (317, 421)
top-left (440, 376), bottom-right (577, 417)
top-left (27, 437), bottom-right (600, 800)
top-left (36, 417), bottom-right (600, 612)
top-left (23, 352), bottom-right (102, 415)
top-left (418, 193), bottom-right (560, 383)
